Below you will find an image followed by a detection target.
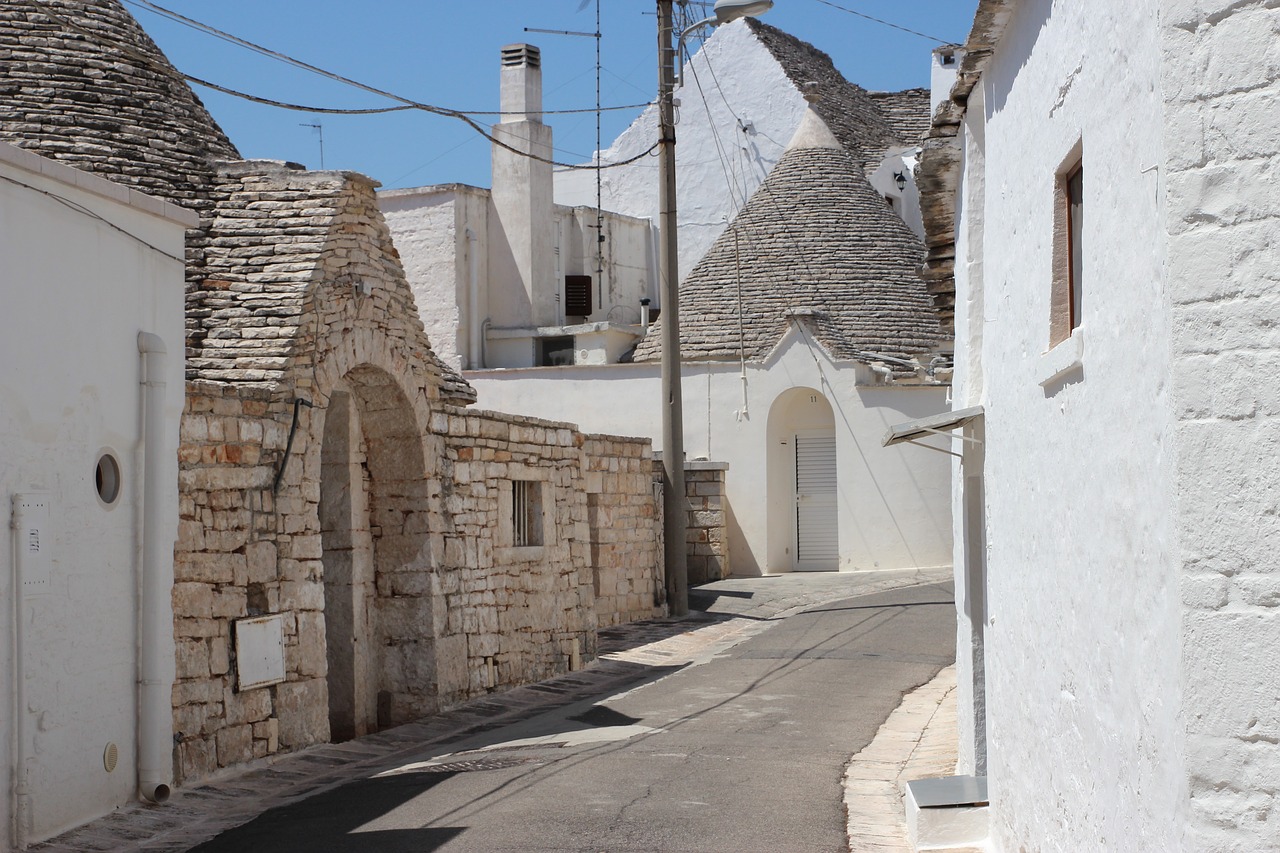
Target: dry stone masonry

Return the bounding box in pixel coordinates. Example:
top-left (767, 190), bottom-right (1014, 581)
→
top-left (0, 0), bottom-right (670, 791)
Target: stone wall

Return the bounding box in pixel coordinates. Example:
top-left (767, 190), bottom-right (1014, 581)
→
top-left (1163, 2), bottom-right (1280, 848)
top-left (685, 462), bottom-right (730, 585)
top-left (431, 406), bottom-right (596, 708)
top-left (172, 383), bottom-right (668, 784)
top-left (172, 381), bottom-right (303, 781)
top-left (583, 434), bottom-right (665, 627)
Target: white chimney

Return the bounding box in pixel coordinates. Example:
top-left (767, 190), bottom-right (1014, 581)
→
top-left (490, 44), bottom-right (557, 328)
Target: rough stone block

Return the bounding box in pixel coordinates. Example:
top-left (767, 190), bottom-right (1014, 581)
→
top-left (274, 679), bottom-right (329, 749)
top-left (216, 723), bottom-right (254, 768)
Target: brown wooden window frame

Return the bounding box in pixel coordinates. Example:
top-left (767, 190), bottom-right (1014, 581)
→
top-left (1050, 148), bottom-right (1084, 348)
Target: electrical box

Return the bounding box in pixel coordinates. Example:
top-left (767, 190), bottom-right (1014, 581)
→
top-left (235, 614), bottom-right (286, 690)
top-left (12, 493), bottom-right (52, 595)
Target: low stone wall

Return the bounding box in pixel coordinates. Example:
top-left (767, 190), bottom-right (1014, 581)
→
top-left (431, 406), bottom-right (596, 709)
top-left (171, 378), bottom-right (670, 787)
top-left (583, 434), bottom-right (665, 627)
top-left (685, 462), bottom-right (731, 585)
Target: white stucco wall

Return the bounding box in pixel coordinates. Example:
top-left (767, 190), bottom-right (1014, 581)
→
top-left (1162, 2), bottom-right (1280, 848)
top-left (380, 187), bottom-right (470, 369)
top-left (0, 143), bottom-right (188, 847)
top-left (468, 329), bottom-right (951, 577)
top-left (953, 0), bottom-right (1187, 848)
top-left (554, 20), bottom-right (808, 280)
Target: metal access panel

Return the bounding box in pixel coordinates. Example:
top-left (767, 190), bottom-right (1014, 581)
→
top-left (12, 493), bottom-right (52, 594)
top-left (235, 614), bottom-right (286, 690)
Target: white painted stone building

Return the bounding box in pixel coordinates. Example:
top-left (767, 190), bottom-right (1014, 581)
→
top-left (554, 18), bottom-right (931, 278)
top-left (385, 26), bottom-right (954, 579)
top-left (0, 141), bottom-right (190, 847)
top-left (912, 0), bottom-right (1280, 848)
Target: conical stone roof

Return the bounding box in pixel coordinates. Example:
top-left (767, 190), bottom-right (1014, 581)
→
top-left (632, 109), bottom-right (940, 365)
top-left (0, 0), bottom-right (239, 208)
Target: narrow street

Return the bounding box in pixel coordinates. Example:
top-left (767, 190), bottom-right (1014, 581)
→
top-left (189, 581), bottom-right (955, 853)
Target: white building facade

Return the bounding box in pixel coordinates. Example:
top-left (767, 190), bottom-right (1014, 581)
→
top-left (930, 0), bottom-right (1280, 848)
top-left (0, 142), bottom-right (189, 849)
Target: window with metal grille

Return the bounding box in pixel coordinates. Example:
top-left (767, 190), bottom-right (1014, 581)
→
top-left (511, 480), bottom-right (543, 547)
top-left (564, 274), bottom-right (593, 317)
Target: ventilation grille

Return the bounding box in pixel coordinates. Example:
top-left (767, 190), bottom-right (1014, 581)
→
top-left (565, 275), bottom-right (593, 317)
top-left (502, 44), bottom-right (541, 69)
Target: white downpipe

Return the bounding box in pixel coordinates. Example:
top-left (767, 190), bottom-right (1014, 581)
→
top-left (645, 217), bottom-right (661, 309)
top-left (466, 228), bottom-right (484, 369)
top-left (10, 502), bottom-right (28, 849)
top-left (136, 332), bottom-right (173, 804)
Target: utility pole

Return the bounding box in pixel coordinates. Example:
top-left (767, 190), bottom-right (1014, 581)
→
top-left (657, 0), bottom-right (688, 616)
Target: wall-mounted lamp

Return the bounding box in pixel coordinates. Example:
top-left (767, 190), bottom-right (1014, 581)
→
top-left (893, 171), bottom-right (908, 192)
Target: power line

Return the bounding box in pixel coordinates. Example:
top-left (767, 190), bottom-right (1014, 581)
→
top-left (0, 172), bottom-right (186, 264)
top-left (808, 0), bottom-right (952, 44)
top-left (31, 0), bottom-right (657, 171)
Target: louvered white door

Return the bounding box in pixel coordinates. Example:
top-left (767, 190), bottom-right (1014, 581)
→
top-left (794, 431), bottom-right (839, 571)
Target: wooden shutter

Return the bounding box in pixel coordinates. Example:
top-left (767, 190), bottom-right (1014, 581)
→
top-left (795, 433), bottom-right (839, 569)
top-left (564, 275), bottom-right (593, 317)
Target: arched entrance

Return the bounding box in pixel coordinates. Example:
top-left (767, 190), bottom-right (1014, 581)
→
top-left (319, 364), bottom-right (435, 742)
top-left (766, 387), bottom-right (839, 572)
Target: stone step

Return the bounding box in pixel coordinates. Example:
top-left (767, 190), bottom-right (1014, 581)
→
top-left (905, 774), bottom-right (989, 851)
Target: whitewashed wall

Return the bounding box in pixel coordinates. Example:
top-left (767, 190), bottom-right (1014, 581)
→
top-left (468, 329), bottom-right (951, 576)
top-left (554, 20), bottom-right (807, 280)
top-left (381, 186), bottom-right (484, 370)
top-left (953, 0), bottom-right (1187, 848)
top-left (1163, 1), bottom-right (1280, 848)
top-left (0, 143), bottom-right (188, 847)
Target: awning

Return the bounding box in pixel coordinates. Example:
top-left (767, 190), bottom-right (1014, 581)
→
top-left (882, 405), bottom-right (984, 454)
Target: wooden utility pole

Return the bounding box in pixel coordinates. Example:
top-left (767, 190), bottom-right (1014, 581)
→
top-left (657, 0), bottom-right (688, 616)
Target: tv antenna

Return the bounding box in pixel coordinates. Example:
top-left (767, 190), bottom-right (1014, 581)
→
top-left (526, 0), bottom-right (606, 292)
top-left (300, 122), bottom-right (324, 170)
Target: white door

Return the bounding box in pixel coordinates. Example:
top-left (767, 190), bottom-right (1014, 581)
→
top-left (794, 431), bottom-right (838, 570)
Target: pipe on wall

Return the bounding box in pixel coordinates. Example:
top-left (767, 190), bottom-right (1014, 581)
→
top-left (10, 498), bottom-right (29, 848)
top-left (136, 332), bottom-right (173, 804)
top-left (466, 227), bottom-right (484, 369)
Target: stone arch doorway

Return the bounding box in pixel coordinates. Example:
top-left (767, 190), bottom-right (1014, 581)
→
top-left (766, 386), bottom-right (839, 572)
top-left (319, 364), bottom-right (435, 742)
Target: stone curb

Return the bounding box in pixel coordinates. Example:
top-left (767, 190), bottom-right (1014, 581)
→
top-left (845, 664), bottom-right (960, 853)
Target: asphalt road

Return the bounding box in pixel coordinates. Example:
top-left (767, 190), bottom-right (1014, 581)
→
top-left (190, 581), bottom-right (954, 853)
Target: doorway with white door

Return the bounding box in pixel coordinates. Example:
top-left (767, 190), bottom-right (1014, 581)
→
top-left (766, 387), bottom-right (839, 572)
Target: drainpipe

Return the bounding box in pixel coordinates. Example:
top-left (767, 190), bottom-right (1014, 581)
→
top-left (136, 332), bottom-right (173, 804)
top-left (10, 497), bottom-right (31, 848)
top-left (466, 227), bottom-right (484, 369)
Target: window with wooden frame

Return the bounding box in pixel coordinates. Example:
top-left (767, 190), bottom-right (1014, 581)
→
top-left (1050, 152), bottom-right (1084, 347)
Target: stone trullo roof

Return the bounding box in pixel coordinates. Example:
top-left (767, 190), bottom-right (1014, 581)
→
top-left (747, 19), bottom-right (930, 161)
top-left (0, 0), bottom-right (475, 402)
top-left (631, 109), bottom-right (940, 366)
top-left (0, 0), bottom-right (238, 207)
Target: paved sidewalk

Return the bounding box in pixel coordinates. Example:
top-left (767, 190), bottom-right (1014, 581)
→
top-left (31, 567), bottom-right (951, 853)
top-left (845, 665), bottom-right (960, 852)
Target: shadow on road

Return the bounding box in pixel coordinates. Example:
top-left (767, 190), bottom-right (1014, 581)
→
top-left (187, 772), bottom-right (468, 853)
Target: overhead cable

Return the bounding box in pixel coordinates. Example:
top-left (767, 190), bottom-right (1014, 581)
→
top-left (30, 0), bottom-right (656, 171)
top-left (808, 0), bottom-right (951, 44)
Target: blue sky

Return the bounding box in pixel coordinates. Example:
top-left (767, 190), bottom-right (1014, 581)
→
top-left (125, 0), bottom-right (979, 191)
